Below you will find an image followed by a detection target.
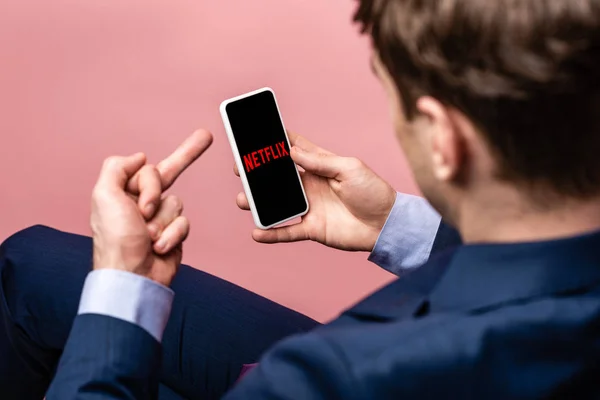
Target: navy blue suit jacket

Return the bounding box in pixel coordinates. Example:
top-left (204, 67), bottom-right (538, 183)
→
top-left (48, 223), bottom-right (600, 398)
top-left (47, 315), bottom-right (162, 399)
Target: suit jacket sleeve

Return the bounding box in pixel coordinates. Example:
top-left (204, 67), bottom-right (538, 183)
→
top-left (46, 314), bottom-right (162, 400)
top-left (45, 269), bottom-right (173, 399)
top-left (224, 333), bottom-right (361, 400)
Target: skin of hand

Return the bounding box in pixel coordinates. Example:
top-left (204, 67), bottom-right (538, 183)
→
top-left (90, 130), bottom-right (213, 286)
top-left (234, 131), bottom-right (396, 252)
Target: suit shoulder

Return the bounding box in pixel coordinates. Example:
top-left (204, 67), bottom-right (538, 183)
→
top-left (319, 292), bottom-right (600, 399)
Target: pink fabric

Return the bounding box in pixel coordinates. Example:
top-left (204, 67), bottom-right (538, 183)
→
top-left (238, 364), bottom-right (258, 382)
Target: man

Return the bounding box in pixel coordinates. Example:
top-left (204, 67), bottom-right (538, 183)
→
top-left (0, 136), bottom-right (450, 398)
top-left (4, 0), bottom-right (600, 397)
top-left (0, 130), bottom-right (452, 398)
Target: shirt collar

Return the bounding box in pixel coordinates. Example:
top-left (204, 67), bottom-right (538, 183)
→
top-left (429, 229), bottom-right (600, 313)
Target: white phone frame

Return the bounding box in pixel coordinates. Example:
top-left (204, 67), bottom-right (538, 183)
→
top-left (220, 87), bottom-right (309, 230)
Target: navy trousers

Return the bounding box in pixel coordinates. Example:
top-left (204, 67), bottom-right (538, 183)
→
top-left (0, 226), bottom-right (320, 400)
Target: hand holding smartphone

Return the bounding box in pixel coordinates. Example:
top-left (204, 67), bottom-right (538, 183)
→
top-left (220, 88), bottom-right (309, 229)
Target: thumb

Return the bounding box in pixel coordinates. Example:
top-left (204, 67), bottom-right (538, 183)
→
top-left (291, 146), bottom-right (346, 180)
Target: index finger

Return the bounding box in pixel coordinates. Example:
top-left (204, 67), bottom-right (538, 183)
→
top-left (129, 129), bottom-right (213, 193)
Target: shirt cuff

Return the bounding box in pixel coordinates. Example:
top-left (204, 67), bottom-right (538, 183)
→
top-left (78, 269), bottom-right (174, 342)
top-left (368, 192), bottom-right (441, 275)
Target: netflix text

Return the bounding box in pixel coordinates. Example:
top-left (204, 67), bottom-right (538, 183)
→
top-left (243, 141), bottom-right (290, 173)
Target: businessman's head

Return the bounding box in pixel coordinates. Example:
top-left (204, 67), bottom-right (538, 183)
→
top-left (357, 0), bottom-right (600, 237)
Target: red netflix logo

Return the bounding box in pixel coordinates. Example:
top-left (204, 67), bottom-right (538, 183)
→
top-left (243, 141), bottom-right (290, 173)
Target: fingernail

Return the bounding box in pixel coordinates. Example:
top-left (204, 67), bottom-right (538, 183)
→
top-left (145, 203), bottom-right (155, 216)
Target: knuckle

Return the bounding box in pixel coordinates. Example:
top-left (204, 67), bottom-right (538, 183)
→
top-left (178, 217), bottom-right (190, 238)
top-left (143, 164), bottom-right (157, 173)
top-left (91, 186), bottom-right (113, 203)
top-left (346, 157), bottom-right (364, 170)
top-left (91, 186), bottom-right (101, 202)
top-left (102, 156), bottom-right (121, 171)
top-left (140, 166), bottom-right (160, 189)
top-left (180, 216), bottom-right (190, 228)
top-left (139, 164), bottom-right (158, 180)
top-left (166, 195), bottom-right (184, 213)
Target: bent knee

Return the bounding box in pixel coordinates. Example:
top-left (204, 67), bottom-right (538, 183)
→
top-left (1, 225), bottom-right (93, 275)
top-left (0, 225), bottom-right (90, 345)
top-left (2, 225), bottom-right (93, 295)
top-left (1, 225), bottom-right (83, 303)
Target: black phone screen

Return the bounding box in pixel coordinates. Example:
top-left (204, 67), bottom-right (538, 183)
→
top-left (226, 90), bottom-right (308, 227)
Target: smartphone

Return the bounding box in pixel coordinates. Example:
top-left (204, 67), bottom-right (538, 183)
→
top-left (220, 87), bottom-right (309, 229)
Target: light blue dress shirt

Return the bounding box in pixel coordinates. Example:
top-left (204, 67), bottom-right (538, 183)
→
top-left (368, 193), bottom-right (441, 275)
top-left (78, 269), bottom-right (174, 342)
top-left (77, 193), bottom-right (441, 342)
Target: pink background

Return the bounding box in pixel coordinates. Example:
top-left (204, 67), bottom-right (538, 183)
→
top-left (0, 0), bottom-right (418, 322)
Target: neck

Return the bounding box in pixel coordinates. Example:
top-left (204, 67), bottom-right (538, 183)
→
top-left (456, 185), bottom-right (600, 244)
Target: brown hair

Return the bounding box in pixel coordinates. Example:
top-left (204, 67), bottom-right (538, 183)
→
top-left (355, 0), bottom-right (600, 199)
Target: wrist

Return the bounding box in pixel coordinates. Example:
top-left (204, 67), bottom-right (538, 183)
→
top-left (92, 236), bottom-right (151, 270)
top-left (368, 190), bottom-right (397, 251)
top-left (364, 229), bottom-right (383, 252)
top-left (93, 251), bottom-right (152, 276)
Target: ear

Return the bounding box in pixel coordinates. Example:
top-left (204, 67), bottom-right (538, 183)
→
top-left (416, 96), bottom-right (464, 182)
